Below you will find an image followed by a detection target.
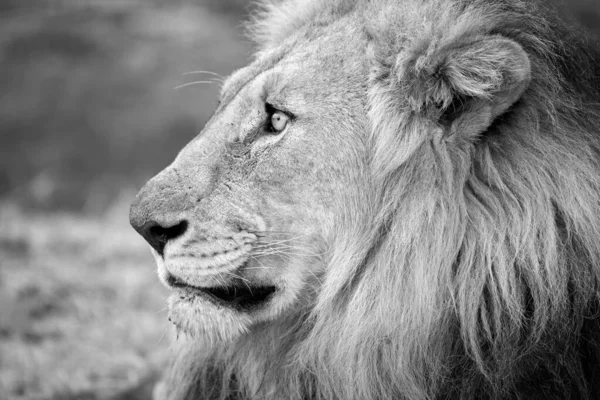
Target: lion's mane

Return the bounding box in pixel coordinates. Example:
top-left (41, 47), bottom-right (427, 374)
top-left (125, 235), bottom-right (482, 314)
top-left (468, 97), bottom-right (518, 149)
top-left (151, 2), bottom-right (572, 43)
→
top-left (163, 1), bottom-right (600, 399)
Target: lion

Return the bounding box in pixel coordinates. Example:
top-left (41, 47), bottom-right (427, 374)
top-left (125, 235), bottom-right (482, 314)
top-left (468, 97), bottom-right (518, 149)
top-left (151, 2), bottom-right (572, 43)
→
top-left (129, 0), bottom-right (600, 398)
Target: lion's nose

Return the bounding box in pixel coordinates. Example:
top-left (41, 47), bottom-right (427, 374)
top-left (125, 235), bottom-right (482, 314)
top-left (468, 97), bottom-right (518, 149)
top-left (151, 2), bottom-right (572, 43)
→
top-left (129, 166), bottom-right (195, 256)
top-left (134, 219), bottom-right (188, 255)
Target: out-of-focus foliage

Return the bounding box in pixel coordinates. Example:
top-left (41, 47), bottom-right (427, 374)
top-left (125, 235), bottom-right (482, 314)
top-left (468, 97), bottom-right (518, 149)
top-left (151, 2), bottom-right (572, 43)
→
top-left (0, 0), bottom-right (251, 211)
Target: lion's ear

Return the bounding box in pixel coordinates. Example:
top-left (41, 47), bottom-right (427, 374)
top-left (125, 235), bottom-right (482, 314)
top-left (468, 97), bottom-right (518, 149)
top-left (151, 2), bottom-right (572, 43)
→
top-left (399, 36), bottom-right (531, 138)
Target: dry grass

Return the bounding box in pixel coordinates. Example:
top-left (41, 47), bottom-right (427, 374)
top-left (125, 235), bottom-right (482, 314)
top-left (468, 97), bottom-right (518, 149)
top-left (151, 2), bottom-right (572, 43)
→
top-left (0, 193), bottom-right (172, 400)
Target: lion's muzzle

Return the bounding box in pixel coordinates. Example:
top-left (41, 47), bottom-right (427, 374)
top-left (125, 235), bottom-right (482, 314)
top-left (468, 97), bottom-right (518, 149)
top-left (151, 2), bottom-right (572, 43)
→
top-left (129, 167), bottom-right (196, 255)
top-left (129, 163), bottom-right (274, 312)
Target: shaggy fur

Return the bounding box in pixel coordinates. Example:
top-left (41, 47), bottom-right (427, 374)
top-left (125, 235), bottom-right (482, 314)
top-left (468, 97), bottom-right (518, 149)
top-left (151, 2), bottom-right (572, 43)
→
top-left (159, 1), bottom-right (600, 399)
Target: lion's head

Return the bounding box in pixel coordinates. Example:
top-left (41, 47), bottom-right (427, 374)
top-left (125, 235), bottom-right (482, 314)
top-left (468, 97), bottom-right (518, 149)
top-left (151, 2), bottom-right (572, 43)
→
top-left (130, 0), bottom-right (600, 398)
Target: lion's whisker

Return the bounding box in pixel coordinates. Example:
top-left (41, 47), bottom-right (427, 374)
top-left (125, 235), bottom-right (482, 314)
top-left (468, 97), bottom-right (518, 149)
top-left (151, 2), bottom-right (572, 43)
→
top-left (156, 325), bottom-right (170, 346)
top-left (251, 251), bottom-right (323, 259)
top-left (251, 244), bottom-right (326, 258)
top-left (255, 242), bottom-right (323, 253)
top-left (305, 268), bottom-right (323, 285)
top-left (155, 305), bottom-right (169, 314)
top-left (174, 80), bottom-right (215, 90)
top-left (253, 230), bottom-right (317, 244)
top-left (242, 266), bottom-right (272, 271)
top-left (221, 270), bottom-right (252, 286)
top-left (183, 70), bottom-right (225, 81)
top-left (247, 256), bottom-right (272, 272)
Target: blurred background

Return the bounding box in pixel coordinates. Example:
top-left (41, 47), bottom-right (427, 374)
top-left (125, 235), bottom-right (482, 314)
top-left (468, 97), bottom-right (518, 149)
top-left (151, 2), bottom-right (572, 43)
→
top-left (0, 0), bottom-right (598, 399)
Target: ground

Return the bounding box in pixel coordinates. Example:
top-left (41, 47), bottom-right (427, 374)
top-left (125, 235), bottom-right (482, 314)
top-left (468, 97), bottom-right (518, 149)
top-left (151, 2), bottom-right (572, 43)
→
top-left (0, 196), bottom-right (170, 399)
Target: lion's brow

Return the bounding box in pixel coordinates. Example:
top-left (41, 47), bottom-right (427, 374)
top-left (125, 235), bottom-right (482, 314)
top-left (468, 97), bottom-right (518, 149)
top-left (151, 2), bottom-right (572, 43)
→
top-left (219, 44), bottom-right (295, 108)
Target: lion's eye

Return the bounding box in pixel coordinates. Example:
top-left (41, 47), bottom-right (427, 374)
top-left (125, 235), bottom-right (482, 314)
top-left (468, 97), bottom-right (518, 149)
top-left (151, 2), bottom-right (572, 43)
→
top-left (270, 111), bottom-right (289, 133)
top-left (263, 103), bottom-right (292, 135)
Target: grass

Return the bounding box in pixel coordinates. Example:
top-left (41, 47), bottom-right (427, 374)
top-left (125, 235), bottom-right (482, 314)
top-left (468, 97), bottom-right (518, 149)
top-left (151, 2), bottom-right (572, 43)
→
top-left (0, 194), bottom-right (172, 399)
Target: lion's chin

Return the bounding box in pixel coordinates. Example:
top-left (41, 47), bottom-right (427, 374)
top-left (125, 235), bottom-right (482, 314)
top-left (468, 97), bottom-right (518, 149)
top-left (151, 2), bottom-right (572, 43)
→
top-left (166, 292), bottom-right (253, 342)
top-left (165, 286), bottom-right (283, 343)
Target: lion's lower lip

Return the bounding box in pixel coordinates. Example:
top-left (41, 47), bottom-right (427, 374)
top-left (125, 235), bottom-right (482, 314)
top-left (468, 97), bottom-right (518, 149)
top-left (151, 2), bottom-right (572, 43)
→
top-left (167, 273), bottom-right (276, 310)
top-left (201, 285), bottom-right (277, 308)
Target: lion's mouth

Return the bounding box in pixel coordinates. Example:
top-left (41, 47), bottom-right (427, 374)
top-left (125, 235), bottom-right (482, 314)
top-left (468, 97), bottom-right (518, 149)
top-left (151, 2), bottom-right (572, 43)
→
top-left (166, 273), bottom-right (277, 310)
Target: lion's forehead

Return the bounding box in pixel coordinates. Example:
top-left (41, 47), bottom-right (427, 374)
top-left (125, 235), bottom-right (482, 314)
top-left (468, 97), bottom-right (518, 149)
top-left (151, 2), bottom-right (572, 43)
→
top-left (224, 18), bottom-right (368, 110)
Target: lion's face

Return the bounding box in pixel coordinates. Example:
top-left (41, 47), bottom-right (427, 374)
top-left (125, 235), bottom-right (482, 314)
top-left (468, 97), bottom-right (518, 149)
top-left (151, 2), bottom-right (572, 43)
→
top-left (130, 23), bottom-right (368, 341)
